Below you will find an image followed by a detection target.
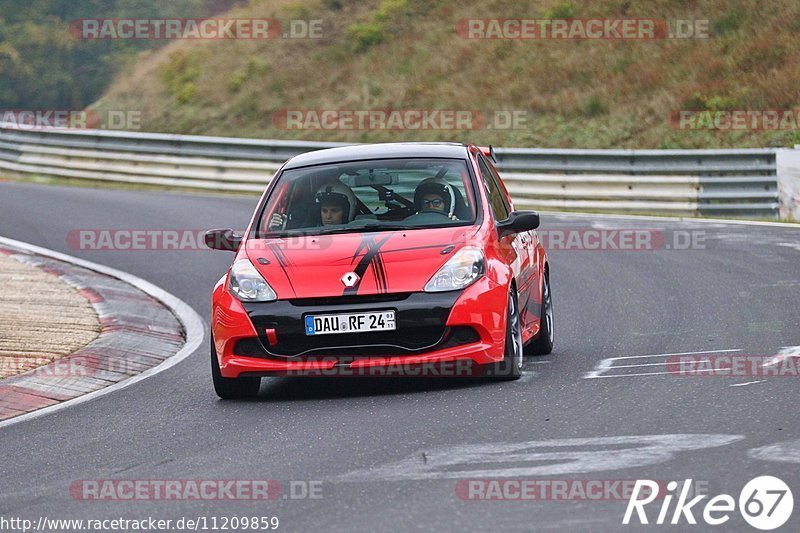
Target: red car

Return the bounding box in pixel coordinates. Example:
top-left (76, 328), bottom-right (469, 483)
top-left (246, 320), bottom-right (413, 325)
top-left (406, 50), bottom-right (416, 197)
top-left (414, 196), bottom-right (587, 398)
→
top-left (206, 143), bottom-right (553, 398)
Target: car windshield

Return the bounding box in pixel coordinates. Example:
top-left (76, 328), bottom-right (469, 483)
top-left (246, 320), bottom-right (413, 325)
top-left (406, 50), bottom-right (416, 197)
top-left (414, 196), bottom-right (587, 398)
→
top-left (256, 158), bottom-right (477, 237)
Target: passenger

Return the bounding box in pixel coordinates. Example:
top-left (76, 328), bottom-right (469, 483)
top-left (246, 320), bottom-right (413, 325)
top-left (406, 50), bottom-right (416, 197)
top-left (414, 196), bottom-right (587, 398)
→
top-left (413, 178), bottom-right (458, 220)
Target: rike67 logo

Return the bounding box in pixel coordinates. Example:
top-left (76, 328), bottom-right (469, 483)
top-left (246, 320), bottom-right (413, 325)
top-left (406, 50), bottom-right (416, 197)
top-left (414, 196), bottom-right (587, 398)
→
top-left (623, 476), bottom-right (793, 530)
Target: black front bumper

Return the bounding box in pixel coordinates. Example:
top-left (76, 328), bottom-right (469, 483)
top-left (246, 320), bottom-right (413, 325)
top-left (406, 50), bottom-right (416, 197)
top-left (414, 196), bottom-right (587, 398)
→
top-left (239, 291), bottom-right (477, 358)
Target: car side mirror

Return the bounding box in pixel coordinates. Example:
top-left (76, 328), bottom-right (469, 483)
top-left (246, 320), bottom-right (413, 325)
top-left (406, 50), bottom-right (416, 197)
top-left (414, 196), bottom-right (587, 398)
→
top-left (204, 228), bottom-right (242, 251)
top-left (496, 211), bottom-right (540, 237)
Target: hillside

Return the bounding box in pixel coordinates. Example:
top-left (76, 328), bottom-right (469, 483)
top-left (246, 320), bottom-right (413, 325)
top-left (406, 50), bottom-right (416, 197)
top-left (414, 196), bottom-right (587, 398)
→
top-left (0, 0), bottom-right (242, 109)
top-left (93, 0), bottom-right (800, 148)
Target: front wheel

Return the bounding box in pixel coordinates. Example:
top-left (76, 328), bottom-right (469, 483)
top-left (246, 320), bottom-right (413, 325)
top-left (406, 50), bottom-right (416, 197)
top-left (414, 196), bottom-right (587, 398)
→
top-left (525, 271), bottom-right (553, 355)
top-left (211, 338), bottom-right (261, 399)
top-left (486, 287), bottom-right (523, 380)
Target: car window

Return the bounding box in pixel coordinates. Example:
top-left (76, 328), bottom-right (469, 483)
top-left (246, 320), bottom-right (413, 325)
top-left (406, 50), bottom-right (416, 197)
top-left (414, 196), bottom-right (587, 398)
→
top-left (477, 155), bottom-right (510, 221)
top-left (256, 158), bottom-right (477, 237)
top-left (486, 157), bottom-right (513, 211)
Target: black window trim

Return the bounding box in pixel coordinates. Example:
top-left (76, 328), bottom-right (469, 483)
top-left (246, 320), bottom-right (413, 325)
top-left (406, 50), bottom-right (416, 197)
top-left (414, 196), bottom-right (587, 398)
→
top-left (476, 153), bottom-right (511, 222)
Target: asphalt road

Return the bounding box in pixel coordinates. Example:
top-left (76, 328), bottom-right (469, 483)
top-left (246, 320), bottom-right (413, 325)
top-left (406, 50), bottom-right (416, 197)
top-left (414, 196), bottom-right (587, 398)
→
top-left (1, 181), bottom-right (799, 532)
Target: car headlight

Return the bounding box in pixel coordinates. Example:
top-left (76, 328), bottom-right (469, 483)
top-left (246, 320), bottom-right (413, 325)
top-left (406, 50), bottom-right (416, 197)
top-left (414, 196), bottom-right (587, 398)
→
top-left (228, 259), bottom-right (277, 302)
top-left (424, 247), bottom-right (485, 292)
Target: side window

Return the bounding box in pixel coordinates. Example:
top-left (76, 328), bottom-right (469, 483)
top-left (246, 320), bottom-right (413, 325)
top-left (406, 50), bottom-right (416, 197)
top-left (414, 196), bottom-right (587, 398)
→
top-left (477, 155), bottom-right (510, 220)
top-left (487, 159), bottom-right (512, 211)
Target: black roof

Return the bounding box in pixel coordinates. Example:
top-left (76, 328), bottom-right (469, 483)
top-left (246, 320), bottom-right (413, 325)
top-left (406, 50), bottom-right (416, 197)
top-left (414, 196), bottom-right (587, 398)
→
top-left (283, 142), bottom-right (471, 169)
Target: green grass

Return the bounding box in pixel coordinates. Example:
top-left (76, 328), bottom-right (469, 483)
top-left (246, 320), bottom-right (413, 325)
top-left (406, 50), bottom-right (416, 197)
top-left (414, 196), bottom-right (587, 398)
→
top-left (78, 0), bottom-right (800, 149)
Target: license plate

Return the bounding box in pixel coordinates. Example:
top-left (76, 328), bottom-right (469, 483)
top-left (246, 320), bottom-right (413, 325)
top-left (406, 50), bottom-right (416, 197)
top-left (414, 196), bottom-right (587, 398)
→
top-left (305, 310), bottom-right (396, 336)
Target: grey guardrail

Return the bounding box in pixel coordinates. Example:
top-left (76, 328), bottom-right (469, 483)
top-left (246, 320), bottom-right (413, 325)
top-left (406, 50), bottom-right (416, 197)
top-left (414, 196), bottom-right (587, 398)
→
top-left (0, 123), bottom-right (793, 218)
top-left (494, 147), bottom-right (781, 217)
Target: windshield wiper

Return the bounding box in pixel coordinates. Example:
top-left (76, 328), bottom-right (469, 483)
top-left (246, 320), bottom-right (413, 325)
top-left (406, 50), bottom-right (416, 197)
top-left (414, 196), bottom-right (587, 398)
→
top-left (266, 223), bottom-right (417, 238)
top-left (358, 222), bottom-right (418, 231)
top-left (311, 223), bottom-right (418, 234)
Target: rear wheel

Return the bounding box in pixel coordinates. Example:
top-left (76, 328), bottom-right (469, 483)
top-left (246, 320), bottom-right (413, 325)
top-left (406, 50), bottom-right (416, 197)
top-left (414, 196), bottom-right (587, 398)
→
top-left (487, 287), bottom-right (523, 380)
top-left (211, 338), bottom-right (261, 399)
top-left (525, 271), bottom-right (553, 355)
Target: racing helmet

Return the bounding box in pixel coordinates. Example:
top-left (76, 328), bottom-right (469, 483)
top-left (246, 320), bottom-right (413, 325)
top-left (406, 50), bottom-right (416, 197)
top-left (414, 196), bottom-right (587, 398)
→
top-left (315, 182), bottom-right (358, 222)
top-left (414, 177), bottom-right (456, 218)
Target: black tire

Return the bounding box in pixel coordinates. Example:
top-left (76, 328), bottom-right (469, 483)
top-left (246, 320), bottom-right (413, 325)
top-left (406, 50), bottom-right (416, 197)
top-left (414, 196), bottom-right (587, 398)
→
top-left (525, 270), bottom-right (553, 355)
top-left (211, 338), bottom-right (261, 399)
top-left (486, 287), bottom-right (523, 380)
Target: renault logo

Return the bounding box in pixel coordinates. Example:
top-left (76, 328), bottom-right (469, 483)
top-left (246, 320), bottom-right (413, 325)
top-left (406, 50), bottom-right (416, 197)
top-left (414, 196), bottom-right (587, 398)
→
top-left (341, 272), bottom-right (360, 287)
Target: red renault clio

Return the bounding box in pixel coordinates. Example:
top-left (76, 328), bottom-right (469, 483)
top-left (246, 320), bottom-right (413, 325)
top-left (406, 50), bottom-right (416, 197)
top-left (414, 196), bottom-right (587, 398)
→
top-left (206, 143), bottom-right (553, 398)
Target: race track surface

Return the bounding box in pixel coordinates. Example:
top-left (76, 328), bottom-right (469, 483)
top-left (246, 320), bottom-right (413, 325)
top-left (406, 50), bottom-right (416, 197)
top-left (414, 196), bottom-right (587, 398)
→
top-left (0, 182), bottom-right (798, 532)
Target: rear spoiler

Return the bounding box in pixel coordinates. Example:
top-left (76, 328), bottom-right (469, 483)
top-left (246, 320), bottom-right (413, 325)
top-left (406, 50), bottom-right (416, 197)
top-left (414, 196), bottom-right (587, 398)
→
top-left (478, 145), bottom-right (497, 164)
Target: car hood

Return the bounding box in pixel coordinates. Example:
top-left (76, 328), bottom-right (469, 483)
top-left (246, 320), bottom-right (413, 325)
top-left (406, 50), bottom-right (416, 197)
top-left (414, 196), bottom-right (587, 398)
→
top-left (244, 226), bottom-right (477, 299)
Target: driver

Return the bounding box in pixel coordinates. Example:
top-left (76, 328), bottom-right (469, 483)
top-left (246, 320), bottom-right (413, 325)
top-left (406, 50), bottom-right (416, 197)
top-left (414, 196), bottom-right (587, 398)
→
top-left (413, 178), bottom-right (458, 220)
top-left (268, 181), bottom-right (358, 230)
top-left (314, 182), bottom-right (358, 225)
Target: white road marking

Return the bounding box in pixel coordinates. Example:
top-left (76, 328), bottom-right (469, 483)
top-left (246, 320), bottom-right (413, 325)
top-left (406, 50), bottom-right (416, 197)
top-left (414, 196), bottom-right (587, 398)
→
top-left (585, 370), bottom-right (710, 379)
top-left (0, 235), bottom-right (206, 430)
top-left (749, 439), bottom-right (800, 464)
top-left (777, 242), bottom-right (800, 251)
top-left (729, 380), bottom-right (764, 387)
top-left (611, 359), bottom-right (711, 369)
top-left (610, 349), bottom-right (741, 361)
top-left (763, 345), bottom-right (800, 367)
top-left (583, 358), bottom-right (614, 379)
top-left (584, 349), bottom-right (740, 379)
top-left (334, 434), bottom-right (743, 481)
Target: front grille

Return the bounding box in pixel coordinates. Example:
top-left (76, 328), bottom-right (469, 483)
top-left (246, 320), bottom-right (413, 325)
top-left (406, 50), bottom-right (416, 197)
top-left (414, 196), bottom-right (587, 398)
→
top-left (270, 324), bottom-right (443, 356)
top-left (233, 326), bottom-right (480, 359)
top-left (242, 291), bottom-right (463, 357)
